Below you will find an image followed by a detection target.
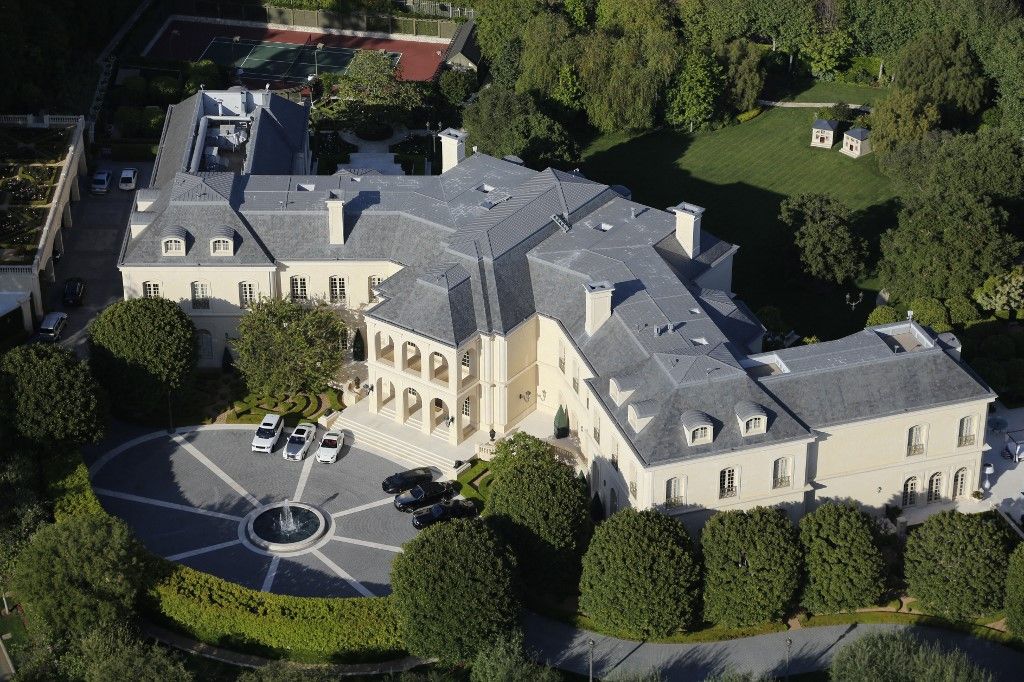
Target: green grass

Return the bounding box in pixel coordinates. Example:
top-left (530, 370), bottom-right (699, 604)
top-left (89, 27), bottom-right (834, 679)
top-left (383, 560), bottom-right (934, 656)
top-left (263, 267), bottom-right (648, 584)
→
top-left (456, 459), bottom-right (492, 507)
top-left (787, 80), bottom-right (890, 105)
top-left (0, 604), bottom-right (30, 669)
top-left (583, 107), bottom-right (898, 339)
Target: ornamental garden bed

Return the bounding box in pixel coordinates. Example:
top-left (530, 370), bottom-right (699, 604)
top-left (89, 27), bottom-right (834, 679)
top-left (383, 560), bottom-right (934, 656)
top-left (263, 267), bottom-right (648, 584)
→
top-left (177, 371), bottom-right (344, 426)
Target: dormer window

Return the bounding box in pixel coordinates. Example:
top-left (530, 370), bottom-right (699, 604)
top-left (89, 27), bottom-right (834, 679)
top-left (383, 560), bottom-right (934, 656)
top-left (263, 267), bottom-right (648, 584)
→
top-left (210, 238), bottom-right (232, 255)
top-left (735, 400), bottom-right (768, 436)
top-left (681, 410), bottom-right (714, 446)
top-left (744, 417), bottom-right (764, 434)
top-left (162, 238), bottom-right (184, 255)
top-left (691, 426), bottom-right (710, 442)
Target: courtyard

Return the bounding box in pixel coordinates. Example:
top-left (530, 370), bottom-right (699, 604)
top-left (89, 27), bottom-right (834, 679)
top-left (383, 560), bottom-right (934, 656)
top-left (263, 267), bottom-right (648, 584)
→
top-left (86, 425), bottom-right (420, 598)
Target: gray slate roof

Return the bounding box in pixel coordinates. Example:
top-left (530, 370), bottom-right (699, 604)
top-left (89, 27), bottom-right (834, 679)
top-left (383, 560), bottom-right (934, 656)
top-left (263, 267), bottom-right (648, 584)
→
top-left (812, 119), bottom-right (838, 131)
top-left (124, 91), bottom-right (994, 467)
top-left (846, 127), bottom-right (870, 141)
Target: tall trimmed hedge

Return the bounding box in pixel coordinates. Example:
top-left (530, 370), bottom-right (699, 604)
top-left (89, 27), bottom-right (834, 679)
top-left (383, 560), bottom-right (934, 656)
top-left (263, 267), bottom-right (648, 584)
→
top-left (905, 510), bottom-right (1012, 620)
top-left (579, 509), bottom-right (700, 638)
top-left (1006, 544), bottom-right (1024, 636)
top-left (391, 518), bottom-right (520, 663)
top-left (702, 507), bottom-right (802, 626)
top-left (829, 631), bottom-right (991, 682)
top-left (149, 565), bottom-right (402, 663)
top-left (799, 503), bottom-right (885, 614)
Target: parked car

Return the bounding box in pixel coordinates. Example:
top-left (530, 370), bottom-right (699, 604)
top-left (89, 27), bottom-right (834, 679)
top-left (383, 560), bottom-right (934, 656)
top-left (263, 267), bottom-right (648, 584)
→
top-left (90, 170), bottom-right (111, 194)
top-left (62, 277), bottom-right (85, 306)
top-left (412, 499), bottom-right (479, 529)
top-left (394, 481), bottom-right (455, 512)
top-left (118, 168), bottom-right (139, 191)
top-left (283, 422), bottom-right (316, 461)
top-left (314, 429), bottom-right (348, 463)
top-left (251, 413), bottom-right (284, 453)
top-left (34, 312), bottom-right (68, 342)
top-left (382, 467), bottom-right (434, 494)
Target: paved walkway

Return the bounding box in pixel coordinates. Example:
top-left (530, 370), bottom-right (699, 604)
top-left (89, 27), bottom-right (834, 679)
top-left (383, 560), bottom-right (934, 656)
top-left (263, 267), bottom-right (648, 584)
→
top-left (523, 612), bottom-right (1024, 680)
top-left (339, 125), bottom-right (410, 153)
top-left (758, 99), bottom-right (873, 112)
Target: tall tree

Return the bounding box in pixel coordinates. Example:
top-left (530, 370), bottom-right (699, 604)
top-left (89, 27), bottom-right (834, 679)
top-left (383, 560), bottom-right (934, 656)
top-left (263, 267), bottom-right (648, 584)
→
top-left (799, 503), bottom-right (885, 613)
top-left (463, 86), bottom-right (578, 167)
top-left (89, 297), bottom-right (197, 419)
top-left (973, 266), bottom-right (1024, 316)
top-left (870, 88), bottom-right (941, 154)
top-left (989, 20), bottom-right (1024, 134)
top-left (60, 625), bottom-right (194, 682)
top-left (702, 507), bottom-right (802, 626)
top-left (579, 509), bottom-right (701, 638)
top-left (666, 50), bottom-right (723, 131)
top-left (894, 29), bottom-right (987, 125)
top-left (233, 298), bottom-right (346, 396)
top-left (715, 39), bottom-right (766, 113)
top-left (474, 0), bottom-right (540, 62)
top-left (0, 344), bottom-right (106, 445)
top-left (878, 195), bottom-right (1020, 300)
top-left (779, 193), bottom-right (866, 284)
top-left (516, 12), bottom-right (579, 103)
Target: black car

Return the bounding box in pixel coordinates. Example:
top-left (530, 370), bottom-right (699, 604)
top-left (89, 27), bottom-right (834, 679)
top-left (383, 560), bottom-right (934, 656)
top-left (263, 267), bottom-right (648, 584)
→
top-left (382, 467), bottom-right (434, 494)
top-left (394, 481), bottom-right (455, 512)
top-left (412, 499), bottom-right (479, 529)
top-left (62, 277), bottom-right (85, 306)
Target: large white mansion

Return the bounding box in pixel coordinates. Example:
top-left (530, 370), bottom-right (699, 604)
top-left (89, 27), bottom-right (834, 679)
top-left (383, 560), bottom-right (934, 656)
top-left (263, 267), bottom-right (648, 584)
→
top-left (119, 89), bottom-right (993, 530)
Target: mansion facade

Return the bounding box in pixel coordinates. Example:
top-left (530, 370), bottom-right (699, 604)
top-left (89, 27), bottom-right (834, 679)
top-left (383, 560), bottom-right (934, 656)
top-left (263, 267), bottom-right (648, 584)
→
top-left (119, 89), bottom-right (993, 530)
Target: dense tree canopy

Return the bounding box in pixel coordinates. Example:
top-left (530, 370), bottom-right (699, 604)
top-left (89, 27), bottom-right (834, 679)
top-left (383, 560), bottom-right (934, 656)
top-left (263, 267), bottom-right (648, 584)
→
top-left (233, 297), bottom-right (346, 396)
top-left (667, 50), bottom-right (723, 130)
top-left (1006, 544), bottom-right (1024, 637)
top-left (974, 267), bottom-right (1024, 316)
top-left (799, 503), bottom-right (885, 613)
top-left (579, 509), bottom-right (701, 638)
top-left (905, 510), bottom-right (1011, 620)
top-left (89, 297), bottom-right (197, 419)
top-left (870, 89), bottom-right (941, 154)
top-left (779, 193), bottom-right (866, 284)
top-left (470, 634), bottom-right (561, 682)
top-left (829, 631), bottom-right (992, 682)
top-left (463, 86), bottom-right (578, 168)
top-left (317, 50), bottom-right (424, 129)
top-left (391, 519), bottom-right (520, 662)
top-left (0, 344), bottom-right (105, 445)
top-left (895, 29), bottom-right (987, 125)
top-left (714, 39), bottom-right (765, 113)
top-left (488, 447), bottom-right (592, 600)
top-left (702, 507), bottom-right (802, 626)
top-left (60, 625), bottom-right (193, 682)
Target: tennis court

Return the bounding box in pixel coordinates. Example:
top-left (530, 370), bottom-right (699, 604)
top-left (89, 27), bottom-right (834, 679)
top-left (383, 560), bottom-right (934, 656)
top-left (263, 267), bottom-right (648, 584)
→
top-left (198, 36), bottom-right (401, 83)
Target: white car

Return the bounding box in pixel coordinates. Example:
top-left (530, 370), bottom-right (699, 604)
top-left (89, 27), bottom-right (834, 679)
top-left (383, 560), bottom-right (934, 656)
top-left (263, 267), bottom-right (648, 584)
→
top-left (315, 429), bottom-right (349, 463)
top-left (284, 422), bottom-right (317, 461)
top-left (119, 168), bottom-right (138, 191)
top-left (251, 413), bottom-right (283, 453)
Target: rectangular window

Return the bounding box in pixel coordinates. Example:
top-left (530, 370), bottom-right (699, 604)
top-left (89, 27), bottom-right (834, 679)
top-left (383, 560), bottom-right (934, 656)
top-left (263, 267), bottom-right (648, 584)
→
top-left (558, 344), bottom-right (565, 372)
top-left (572, 374), bottom-right (579, 393)
top-left (593, 424), bottom-right (600, 444)
top-left (191, 282), bottom-right (210, 310)
top-left (290, 277), bottom-right (308, 301)
top-left (340, 329), bottom-right (349, 352)
top-left (719, 468), bottom-right (736, 499)
top-left (461, 352), bottom-right (471, 369)
top-left (958, 417), bottom-right (975, 448)
top-left (239, 282), bottom-right (256, 307)
top-left (907, 425), bottom-right (925, 456)
top-left (142, 282), bottom-right (161, 298)
top-left (665, 477), bottom-right (682, 505)
top-left (329, 276), bottom-right (347, 304)
top-left (462, 399), bottom-right (471, 417)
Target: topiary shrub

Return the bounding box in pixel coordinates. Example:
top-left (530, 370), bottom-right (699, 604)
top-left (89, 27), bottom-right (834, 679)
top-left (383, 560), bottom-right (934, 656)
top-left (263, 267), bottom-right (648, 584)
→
top-left (799, 503), bottom-right (885, 613)
top-left (866, 305), bottom-right (900, 326)
top-left (351, 328), bottom-right (365, 361)
top-left (488, 446), bottom-right (591, 601)
top-left (829, 631), bottom-right (991, 682)
top-left (905, 510), bottom-right (1012, 620)
top-left (702, 507), bottom-right (801, 626)
top-left (907, 297), bottom-right (949, 330)
top-left (470, 633), bottom-right (560, 682)
top-left (579, 509), bottom-right (700, 638)
top-left (391, 519), bottom-right (519, 662)
top-left (554, 405), bottom-right (569, 438)
top-left (945, 296), bottom-right (980, 326)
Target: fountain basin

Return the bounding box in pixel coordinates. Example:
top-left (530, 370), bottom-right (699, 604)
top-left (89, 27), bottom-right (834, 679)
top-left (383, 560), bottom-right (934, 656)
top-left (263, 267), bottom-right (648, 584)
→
top-left (245, 502), bottom-right (328, 553)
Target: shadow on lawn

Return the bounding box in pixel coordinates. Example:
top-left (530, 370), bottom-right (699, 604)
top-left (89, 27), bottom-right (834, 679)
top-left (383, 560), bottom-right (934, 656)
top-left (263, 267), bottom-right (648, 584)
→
top-left (582, 129), bottom-right (896, 340)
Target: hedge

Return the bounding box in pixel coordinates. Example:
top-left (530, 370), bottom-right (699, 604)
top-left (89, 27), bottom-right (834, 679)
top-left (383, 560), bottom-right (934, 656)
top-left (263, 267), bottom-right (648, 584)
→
top-left (46, 459), bottom-right (104, 522)
top-left (736, 107), bottom-right (762, 123)
top-left (148, 565), bottom-right (403, 663)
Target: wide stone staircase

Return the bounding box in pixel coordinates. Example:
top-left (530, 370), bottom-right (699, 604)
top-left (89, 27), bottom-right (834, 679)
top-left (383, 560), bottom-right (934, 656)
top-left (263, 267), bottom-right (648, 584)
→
top-left (330, 403), bottom-right (461, 475)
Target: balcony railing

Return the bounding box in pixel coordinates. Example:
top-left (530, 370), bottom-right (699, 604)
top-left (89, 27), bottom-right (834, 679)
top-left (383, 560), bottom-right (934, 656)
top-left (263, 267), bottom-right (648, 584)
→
top-left (907, 443), bottom-right (925, 456)
top-left (664, 496), bottom-right (686, 508)
top-left (958, 435), bottom-right (976, 448)
top-left (719, 486), bottom-right (737, 499)
top-left (773, 476), bottom-right (791, 489)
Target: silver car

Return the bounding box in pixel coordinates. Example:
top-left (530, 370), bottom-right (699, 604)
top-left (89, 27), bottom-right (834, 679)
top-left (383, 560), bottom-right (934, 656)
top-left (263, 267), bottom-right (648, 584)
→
top-left (315, 429), bottom-right (349, 463)
top-left (284, 423), bottom-right (316, 461)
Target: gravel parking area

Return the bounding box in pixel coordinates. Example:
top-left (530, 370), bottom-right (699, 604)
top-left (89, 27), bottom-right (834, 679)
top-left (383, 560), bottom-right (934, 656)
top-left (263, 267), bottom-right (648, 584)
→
top-left (89, 425), bottom-right (421, 597)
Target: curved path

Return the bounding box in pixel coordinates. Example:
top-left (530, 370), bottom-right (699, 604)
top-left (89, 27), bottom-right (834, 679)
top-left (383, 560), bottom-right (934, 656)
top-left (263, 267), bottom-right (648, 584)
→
top-left (523, 612), bottom-right (1022, 681)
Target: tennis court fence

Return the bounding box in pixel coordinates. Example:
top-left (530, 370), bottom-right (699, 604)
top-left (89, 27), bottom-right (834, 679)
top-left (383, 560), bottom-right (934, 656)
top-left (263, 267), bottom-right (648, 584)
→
top-left (169, 0), bottom-right (463, 40)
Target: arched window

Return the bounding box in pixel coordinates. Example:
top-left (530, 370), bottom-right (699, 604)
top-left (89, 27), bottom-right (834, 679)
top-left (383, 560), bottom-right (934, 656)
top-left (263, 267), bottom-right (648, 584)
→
top-left (952, 467), bottom-right (969, 499)
top-left (461, 398), bottom-right (470, 417)
top-left (161, 237), bottom-right (184, 255)
top-left (744, 416), bottom-right (764, 434)
top-left (665, 477), bottom-right (683, 506)
top-left (196, 329), bottom-right (213, 359)
top-left (927, 472), bottom-right (943, 503)
top-left (210, 238), bottom-right (232, 255)
top-left (142, 281), bottom-right (161, 298)
top-left (719, 467), bottom-right (737, 499)
top-left (329, 276), bottom-right (346, 304)
top-left (772, 457), bottom-right (790, 489)
top-left (692, 425), bottom-right (710, 443)
top-left (191, 281), bottom-right (210, 309)
top-left (239, 282), bottom-right (256, 307)
top-left (902, 477), bottom-right (919, 507)
top-left (957, 416), bottom-right (975, 447)
top-left (907, 425), bottom-right (926, 456)
top-left (290, 276), bottom-right (308, 300)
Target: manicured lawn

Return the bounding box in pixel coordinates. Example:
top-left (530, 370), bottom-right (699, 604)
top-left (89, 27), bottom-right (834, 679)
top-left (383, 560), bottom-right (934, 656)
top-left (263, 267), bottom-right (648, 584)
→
top-left (583, 107), bottom-right (898, 339)
top-left (456, 458), bottom-right (493, 508)
top-left (787, 80), bottom-right (890, 105)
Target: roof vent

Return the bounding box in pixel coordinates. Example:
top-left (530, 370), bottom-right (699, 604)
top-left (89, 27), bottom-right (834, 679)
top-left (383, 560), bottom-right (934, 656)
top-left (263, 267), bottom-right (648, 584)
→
top-left (595, 222), bottom-right (613, 232)
top-left (656, 324), bottom-right (670, 336)
top-left (689, 307), bottom-right (701, 315)
top-left (552, 214), bottom-right (572, 233)
top-left (691, 337), bottom-right (708, 346)
top-left (476, 183), bottom-right (495, 194)
top-left (297, 183), bottom-right (315, 191)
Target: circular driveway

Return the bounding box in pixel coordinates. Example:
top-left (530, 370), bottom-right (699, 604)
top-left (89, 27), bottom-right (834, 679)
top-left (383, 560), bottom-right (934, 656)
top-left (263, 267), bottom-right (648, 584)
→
top-left (89, 425), bottom-right (420, 598)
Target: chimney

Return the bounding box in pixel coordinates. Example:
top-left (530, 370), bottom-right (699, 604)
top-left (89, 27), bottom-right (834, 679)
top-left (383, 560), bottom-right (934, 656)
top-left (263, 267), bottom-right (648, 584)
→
top-left (438, 128), bottom-right (468, 173)
top-left (584, 281), bottom-right (614, 336)
top-left (326, 192), bottom-right (345, 245)
top-left (669, 202), bottom-right (705, 259)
